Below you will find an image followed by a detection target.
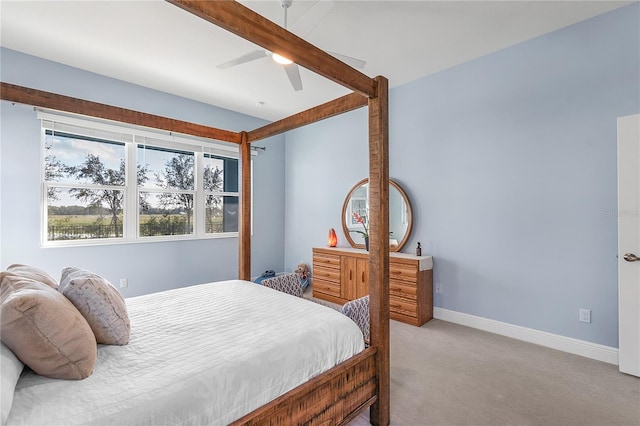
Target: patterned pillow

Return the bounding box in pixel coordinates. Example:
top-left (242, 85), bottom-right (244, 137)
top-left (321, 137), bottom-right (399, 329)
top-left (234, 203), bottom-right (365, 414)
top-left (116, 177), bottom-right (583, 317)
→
top-left (0, 273), bottom-right (97, 379)
top-left (6, 264), bottom-right (58, 289)
top-left (341, 295), bottom-right (370, 344)
top-left (261, 273), bottom-right (304, 298)
top-left (59, 267), bottom-right (130, 345)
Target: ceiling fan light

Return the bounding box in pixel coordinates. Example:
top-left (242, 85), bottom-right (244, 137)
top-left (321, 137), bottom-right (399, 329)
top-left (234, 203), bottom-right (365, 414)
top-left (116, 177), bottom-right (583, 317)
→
top-left (272, 53), bottom-right (293, 65)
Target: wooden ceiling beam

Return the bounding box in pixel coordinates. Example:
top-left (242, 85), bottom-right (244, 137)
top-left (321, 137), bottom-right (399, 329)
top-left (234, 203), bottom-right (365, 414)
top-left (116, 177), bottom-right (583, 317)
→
top-left (247, 92), bottom-right (368, 142)
top-left (166, 0), bottom-right (377, 99)
top-left (0, 82), bottom-right (242, 144)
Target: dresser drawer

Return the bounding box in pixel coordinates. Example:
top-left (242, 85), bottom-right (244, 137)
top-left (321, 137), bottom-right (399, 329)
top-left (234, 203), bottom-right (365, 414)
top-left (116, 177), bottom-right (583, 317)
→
top-left (389, 280), bottom-right (417, 300)
top-left (313, 279), bottom-right (341, 297)
top-left (389, 262), bottom-right (418, 282)
top-left (389, 295), bottom-right (418, 318)
top-left (312, 265), bottom-right (341, 283)
top-left (313, 252), bottom-right (341, 269)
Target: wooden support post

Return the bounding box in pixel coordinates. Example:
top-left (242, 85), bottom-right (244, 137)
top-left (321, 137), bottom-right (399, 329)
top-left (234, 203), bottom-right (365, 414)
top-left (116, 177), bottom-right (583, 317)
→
top-left (368, 76), bottom-right (390, 426)
top-left (238, 131), bottom-right (251, 280)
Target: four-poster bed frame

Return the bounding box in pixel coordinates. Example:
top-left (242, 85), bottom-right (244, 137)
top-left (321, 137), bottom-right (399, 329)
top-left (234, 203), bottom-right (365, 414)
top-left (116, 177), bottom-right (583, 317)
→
top-left (0, 0), bottom-right (390, 424)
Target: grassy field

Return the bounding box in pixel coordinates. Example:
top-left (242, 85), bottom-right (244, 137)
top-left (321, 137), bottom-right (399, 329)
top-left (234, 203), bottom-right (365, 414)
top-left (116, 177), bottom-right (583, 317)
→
top-left (47, 214), bottom-right (224, 236)
top-left (48, 214), bottom-right (200, 225)
top-left (48, 214), bottom-right (123, 226)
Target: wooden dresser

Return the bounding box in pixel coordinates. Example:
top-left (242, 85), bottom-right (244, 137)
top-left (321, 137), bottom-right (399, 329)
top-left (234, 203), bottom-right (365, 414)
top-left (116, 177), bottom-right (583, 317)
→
top-left (312, 247), bottom-right (433, 326)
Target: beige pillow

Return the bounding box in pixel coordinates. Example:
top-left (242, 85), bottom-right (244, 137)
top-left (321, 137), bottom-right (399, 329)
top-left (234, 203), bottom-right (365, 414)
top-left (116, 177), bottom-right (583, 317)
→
top-left (0, 273), bottom-right (97, 380)
top-left (59, 267), bottom-right (130, 345)
top-left (6, 264), bottom-right (58, 289)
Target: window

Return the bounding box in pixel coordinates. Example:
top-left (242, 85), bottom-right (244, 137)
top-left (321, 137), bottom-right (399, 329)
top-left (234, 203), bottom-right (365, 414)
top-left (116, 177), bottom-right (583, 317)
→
top-left (40, 111), bottom-right (246, 245)
top-left (138, 145), bottom-right (195, 237)
top-left (203, 154), bottom-right (239, 234)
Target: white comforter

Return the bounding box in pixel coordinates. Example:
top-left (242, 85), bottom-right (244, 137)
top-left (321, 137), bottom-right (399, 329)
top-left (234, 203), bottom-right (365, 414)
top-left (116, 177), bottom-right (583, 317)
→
top-left (7, 280), bottom-right (364, 425)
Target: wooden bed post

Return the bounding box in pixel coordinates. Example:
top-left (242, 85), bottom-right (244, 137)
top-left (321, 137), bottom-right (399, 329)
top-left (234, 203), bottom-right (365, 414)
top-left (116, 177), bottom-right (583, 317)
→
top-left (368, 76), bottom-right (390, 426)
top-left (239, 131), bottom-right (251, 280)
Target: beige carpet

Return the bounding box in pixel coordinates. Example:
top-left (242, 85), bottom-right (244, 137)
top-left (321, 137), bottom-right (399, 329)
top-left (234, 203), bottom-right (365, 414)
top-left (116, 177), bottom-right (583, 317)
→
top-left (348, 319), bottom-right (640, 426)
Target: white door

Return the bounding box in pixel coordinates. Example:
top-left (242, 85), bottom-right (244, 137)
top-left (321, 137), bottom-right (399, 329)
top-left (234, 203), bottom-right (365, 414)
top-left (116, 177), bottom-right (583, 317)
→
top-left (618, 114), bottom-right (640, 377)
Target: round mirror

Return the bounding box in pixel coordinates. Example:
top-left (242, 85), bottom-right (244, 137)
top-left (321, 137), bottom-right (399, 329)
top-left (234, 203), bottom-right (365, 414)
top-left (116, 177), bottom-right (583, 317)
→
top-left (341, 178), bottom-right (413, 252)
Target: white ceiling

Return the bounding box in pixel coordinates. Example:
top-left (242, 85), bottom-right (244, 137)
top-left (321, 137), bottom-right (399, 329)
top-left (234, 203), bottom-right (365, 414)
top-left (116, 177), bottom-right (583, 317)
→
top-left (0, 0), bottom-right (631, 122)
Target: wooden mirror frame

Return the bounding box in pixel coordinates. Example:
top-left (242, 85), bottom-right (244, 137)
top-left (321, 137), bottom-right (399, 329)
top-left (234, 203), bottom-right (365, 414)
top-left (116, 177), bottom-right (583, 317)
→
top-left (341, 178), bottom-right (413, 252)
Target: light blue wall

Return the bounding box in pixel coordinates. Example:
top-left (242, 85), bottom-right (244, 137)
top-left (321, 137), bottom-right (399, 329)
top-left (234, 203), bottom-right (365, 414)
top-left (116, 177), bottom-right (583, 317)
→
top-left (284, 4), bottom-right (640, 347)
top-left (284, 108), bottom-right (368, 270)
top-left (0, 48), bottom-right (286, 296)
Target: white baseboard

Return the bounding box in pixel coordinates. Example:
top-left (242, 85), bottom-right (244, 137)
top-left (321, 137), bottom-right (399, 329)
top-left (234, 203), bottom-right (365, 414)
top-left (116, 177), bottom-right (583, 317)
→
top-left (433, 307), bottom-right (619, 365)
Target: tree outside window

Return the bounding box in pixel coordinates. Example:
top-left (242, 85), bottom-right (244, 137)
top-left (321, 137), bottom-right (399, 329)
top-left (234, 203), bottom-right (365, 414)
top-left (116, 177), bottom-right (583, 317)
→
top-left (43, 126), bottom-right (240, 244)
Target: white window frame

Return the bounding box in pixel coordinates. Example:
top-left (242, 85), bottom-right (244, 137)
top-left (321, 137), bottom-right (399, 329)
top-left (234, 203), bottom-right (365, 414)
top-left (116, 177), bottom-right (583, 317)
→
top-left (39, 110), bottom-right (253, 247)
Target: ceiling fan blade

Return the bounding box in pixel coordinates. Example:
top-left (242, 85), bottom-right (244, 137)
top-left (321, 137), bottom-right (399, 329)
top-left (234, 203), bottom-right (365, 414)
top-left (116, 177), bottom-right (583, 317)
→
top-left (217, 50), bottom-right (268, 70)
top-left (283, 63), bottom-right (303, 91)
top-left (327, 51), bottom-right (366, 69)
top-left (290, 0), bottom-right (335, 37)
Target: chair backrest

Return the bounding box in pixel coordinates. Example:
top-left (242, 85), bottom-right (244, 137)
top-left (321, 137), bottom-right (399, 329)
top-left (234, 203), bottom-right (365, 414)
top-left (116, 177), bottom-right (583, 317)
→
top-left (341, 295), bottom-right (370, 344)
top-left (261, 273), bottom-right (303, 298)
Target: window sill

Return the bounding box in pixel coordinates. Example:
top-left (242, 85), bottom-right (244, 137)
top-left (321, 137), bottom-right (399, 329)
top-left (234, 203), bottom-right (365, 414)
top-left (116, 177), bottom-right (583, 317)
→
top-left (41, 232), bottom-right (240, 249)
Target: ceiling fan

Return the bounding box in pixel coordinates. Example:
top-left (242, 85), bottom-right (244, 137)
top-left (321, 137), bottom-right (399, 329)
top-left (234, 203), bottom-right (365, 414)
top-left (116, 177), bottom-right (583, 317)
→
top-left (217, 0), bottom-right (366, 92)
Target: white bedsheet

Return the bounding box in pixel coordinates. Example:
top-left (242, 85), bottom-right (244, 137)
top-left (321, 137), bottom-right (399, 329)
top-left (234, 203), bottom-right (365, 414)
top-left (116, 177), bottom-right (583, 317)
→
top-left (6, 280), bottom-right (364, 425)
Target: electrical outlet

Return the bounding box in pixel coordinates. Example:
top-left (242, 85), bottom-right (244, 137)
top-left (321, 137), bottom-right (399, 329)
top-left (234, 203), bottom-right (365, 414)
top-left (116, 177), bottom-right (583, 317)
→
top-left (579, 308), bottom-right (591, 323)
top-left (435, 282), bottom-right (443, 294)
top-left (119, 278), bottom-right (128, 288)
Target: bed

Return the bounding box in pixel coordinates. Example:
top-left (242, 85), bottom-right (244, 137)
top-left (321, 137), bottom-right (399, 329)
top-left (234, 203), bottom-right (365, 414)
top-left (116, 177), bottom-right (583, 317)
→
top-left (0, 1), bottom-right (390, 424)
top-left (3, 280), bottom-right (364, 425)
